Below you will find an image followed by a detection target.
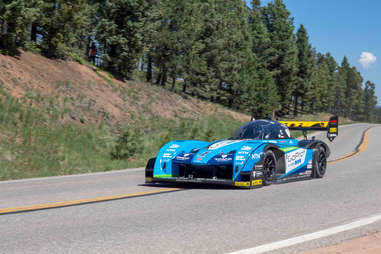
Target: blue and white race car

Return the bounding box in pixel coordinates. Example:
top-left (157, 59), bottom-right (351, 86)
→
top-left (145, 116), bottom-right (338, 188)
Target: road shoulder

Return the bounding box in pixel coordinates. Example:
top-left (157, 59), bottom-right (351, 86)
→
top-left (299, 232), bottom-right (381, 254)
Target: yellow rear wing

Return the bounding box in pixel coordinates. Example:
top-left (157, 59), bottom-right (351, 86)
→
top-left (279, 116), bottom-right (338, 142)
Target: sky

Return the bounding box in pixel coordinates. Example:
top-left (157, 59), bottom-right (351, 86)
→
top-left (245, 0), bottom-right (381, 105)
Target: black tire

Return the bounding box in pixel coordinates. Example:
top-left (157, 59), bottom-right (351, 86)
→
top-left (312, 147), bottom-right (327, 178)
top-left (262, 150), bottom-right (277, 186)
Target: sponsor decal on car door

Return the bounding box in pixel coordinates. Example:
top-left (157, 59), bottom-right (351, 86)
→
top-left (285, 148), bottom-right (306, 173)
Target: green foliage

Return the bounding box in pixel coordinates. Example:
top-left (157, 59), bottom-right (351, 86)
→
top-left (0, 0), bottom-right (377, 121)
top-left (0, 0), bottom-right (42, 54)
top-left (375, 107), bottom-right (381, 123)
top-left (242, 69), bottom-right (280, 118)
top-left (295, 24), bottom-right (314, 114)
top-left (362, 81), bottom-right (377, 122)
top-left (263, 0), bottom-right (298, 112)
top-left (22, 41), bottom-right (41, 53)
top-left (0, 93), bottom-right (243, 180)
top-left (111, 128), bottom-right (143, 160)
top-left (95, 0), bottom-right (151, 79)
top-left (39, 0), bottom-right (90, 58)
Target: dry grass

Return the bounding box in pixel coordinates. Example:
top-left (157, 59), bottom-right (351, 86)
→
top-left (0, 51), bottom-right (249, 180)
top-left (0, 50), bottom-right (248, 131)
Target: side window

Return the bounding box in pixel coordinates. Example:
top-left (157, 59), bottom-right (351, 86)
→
top-left (278, 126), bottom-right (290, 139)
top-left (277, 127), bottom-right (284, 139)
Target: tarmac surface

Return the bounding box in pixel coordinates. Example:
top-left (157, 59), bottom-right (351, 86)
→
top-left (0, 123), bottom-right (380, 254)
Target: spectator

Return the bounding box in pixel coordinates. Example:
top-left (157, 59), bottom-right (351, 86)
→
top-left (89, 43), bottom-right (97, 65)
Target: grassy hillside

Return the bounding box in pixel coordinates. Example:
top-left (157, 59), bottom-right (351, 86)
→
top-left (0, 51), bottom-right (249, 180)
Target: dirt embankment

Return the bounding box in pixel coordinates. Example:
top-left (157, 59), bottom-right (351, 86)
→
top-left (0, 50), bottom-right (249, 129)
top-left (300, 232), bottom-right (381, 254)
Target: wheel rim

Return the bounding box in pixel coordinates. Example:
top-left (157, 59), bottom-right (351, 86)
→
top-left (318, 152), bottom-right (327, 174)
top-left (264, 156), bottom-right (275, 180)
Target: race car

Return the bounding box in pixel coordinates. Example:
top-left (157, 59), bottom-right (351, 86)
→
top-left (145, 116), bottom-right (338, 188)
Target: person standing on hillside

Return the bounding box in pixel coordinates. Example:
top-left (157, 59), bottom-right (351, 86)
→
top-left (89, 43), bottom-right (97, 65)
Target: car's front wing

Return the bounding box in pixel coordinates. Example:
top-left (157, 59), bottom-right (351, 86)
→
top-left (145, 175), bottom-right (263, 189)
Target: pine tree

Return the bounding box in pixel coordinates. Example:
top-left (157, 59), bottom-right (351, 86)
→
top-left (177, 0), bottom-right (208, 94)
top-left (96, 0), bottom-right (151, 79)
top-left (0, 0), bottom-right (42, 54)
top-left (242, 69), bottom-right (279, 119)
top-left (39, 0), bottom-right (90, 58)
top-left (212, 0), bottom-right (253, 108)
top-left (346, 66), bottom-right (364, 119)
top-left (263, 0), bottom-right (298, 114)
top-left (363, 81), bottom-right (377, 122)
top-left (249, 0), bottom-right (271, 70)
top-left (246, 0), bottom-right (280, 116)
top-left (323, 53), bottom-right (339, 113)
top-left (308, 52), bottom-right (329, 113)
top-left (339, 56), bottom-right (364, 118)
top-left (295, 24), bottom-right (313, 115)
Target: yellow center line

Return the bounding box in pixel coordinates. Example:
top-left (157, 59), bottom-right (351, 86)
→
top-left (0, 187), bottom-right (181, 215)
top-left (328, 127), bottom-right (371, 165)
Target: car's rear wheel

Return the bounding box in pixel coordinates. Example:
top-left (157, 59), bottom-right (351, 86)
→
top-left (312, 147), bottom-right (326, 178)
top-left (263, 150), bottom-right (276, 185)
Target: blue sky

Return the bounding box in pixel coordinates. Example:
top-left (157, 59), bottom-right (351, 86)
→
top-left (245, 0), bottom-right (381, 105)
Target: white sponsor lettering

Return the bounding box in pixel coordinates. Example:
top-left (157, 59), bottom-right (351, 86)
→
top-left (176, 153), bottom-right (191, 160)
top-left (163, 153), bottom-right (172, 158)
top-left (208, 140), bottom-right (241, 150)
top-left (252, 153), bottom-right (261, 160)
top-left (166, 148), bottom-right (176, 152)
top-left (214, 157), bottom-right (232, 162)
top-left (169, 144), bottom-right (179, 149)
top-left (238, 151), bottom-right (249, 155)
top-left (285, 149), bottom-right (306, 173)
top-left (236, 156), bottom-right (245, 161)
top-left (241, 146), bottom-right (252, 151)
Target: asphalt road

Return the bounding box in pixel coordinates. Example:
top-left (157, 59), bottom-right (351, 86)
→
top-left (0, 123), bottom-right (380, 254)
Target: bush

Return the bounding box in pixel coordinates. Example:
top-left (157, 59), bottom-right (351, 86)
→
top-left (23, 41), bottom-right (41, 54)
top-left (111, 128), bottom-right (143, 160)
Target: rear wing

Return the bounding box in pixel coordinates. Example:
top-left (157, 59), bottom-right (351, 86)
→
top-left (279, 116), bottom-right (338, 142)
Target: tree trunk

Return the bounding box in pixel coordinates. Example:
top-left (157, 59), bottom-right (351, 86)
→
top-left (155, 71), bottom-right (162, 85)
top-left (85, 37), bottom-right (91, 58)
top-left (5, 21), bottom-right (16, 51)
top-left (182, 80), bottom-right (187, 93)
top-left (294, 95), bottom-right (298, 116)
top-left (161, 69), bottom-right (167, 86)
top-left (146, 53), bottom-right (153, 82)
top-left (171, 76), bottom-right (176, 91)
top-left (31, 24), bottom-right (38, 42)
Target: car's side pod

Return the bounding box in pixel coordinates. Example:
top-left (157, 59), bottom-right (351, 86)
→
top-left (145, 157), bottom-right (156, 183)
top-left (298, 140), bottom-right (330, 158)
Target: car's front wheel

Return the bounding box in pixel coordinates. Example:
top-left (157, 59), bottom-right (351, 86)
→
top-left (262, 150), bottom-right (277, 185)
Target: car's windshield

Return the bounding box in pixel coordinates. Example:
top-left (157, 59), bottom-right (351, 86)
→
top-left (231, 122), bottom-right (264, 140)
top-left (231, 120), bottom-right (291, 140)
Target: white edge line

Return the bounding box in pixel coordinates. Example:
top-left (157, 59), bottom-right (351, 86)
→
top-left (228, 213), bottom-right (381, 254)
